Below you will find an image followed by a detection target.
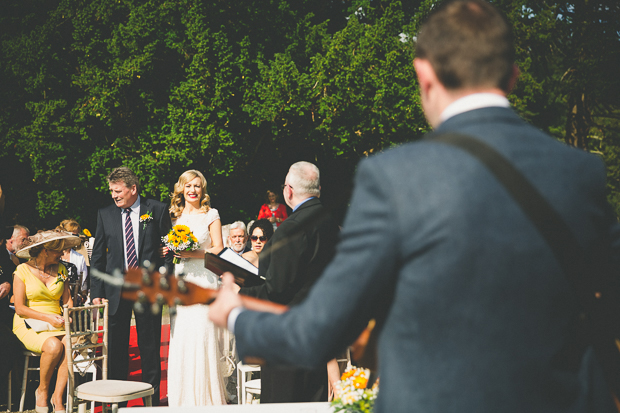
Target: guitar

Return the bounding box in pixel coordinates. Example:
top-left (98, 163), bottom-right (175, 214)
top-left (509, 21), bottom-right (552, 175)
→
top-left (118, 267), bottom-right (377, 368)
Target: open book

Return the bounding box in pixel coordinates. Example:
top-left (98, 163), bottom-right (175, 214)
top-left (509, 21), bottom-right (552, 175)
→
top-left (204, 248), bottom-right (265, 287)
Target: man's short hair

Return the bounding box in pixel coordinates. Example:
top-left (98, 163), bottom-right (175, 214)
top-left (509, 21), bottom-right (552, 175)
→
top-left (13, 225), bottom-right (29, 237)
top-left (229, 221), bottom-right (247, 234)
top-left (416, 0), bottom-right (515, 92)
top-left (288, 161), bottom-right (320, 197)
top-left (107, 167), bottom-right (140, 192)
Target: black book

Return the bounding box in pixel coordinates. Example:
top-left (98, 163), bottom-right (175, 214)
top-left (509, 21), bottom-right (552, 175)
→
top-left (204, 248), bottom-right (265, 287)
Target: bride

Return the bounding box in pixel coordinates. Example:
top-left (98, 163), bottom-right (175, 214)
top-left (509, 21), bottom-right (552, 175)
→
top-left (166, 170), bottom-right (227, 406)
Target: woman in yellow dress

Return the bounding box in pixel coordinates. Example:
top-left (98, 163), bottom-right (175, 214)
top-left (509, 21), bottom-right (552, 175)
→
top-left (13, 230), bottom-right (80, 413)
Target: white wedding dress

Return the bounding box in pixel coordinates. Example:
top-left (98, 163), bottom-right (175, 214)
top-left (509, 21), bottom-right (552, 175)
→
top-left (167, 209), bottom-right (228, 406)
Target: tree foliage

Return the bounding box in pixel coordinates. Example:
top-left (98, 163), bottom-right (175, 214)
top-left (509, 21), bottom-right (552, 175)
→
top-left (0, 0), bottom-right (619, 230)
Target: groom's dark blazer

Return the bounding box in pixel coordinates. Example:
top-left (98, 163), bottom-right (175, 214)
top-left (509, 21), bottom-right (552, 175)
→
top-left (233, 107), bottom-right (619, 412)
top-left (91, 196), bottom-right (172, 405)
top-left (240, 197), bottom-right (340, 402)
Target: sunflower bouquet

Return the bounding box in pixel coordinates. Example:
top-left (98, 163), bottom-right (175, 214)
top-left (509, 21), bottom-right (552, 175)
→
top-left (162, 225), bottom-right (200, 264)
top-left (331, 367), bottom-right (378, 413)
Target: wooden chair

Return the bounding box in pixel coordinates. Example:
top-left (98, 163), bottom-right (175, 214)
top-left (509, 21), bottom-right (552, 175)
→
top-left (63, 301), bottom-right (153, 413)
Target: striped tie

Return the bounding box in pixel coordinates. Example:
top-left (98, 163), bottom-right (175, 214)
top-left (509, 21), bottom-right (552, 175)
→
top-left (124, 208), bottom-right (138, 269)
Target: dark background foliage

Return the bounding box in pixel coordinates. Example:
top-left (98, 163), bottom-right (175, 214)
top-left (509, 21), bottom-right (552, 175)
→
top-left (1, 0), bottom-right (618, 233)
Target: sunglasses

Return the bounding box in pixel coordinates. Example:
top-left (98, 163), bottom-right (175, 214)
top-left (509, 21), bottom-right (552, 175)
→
top-left (250, 235), bottom-right (268, 242)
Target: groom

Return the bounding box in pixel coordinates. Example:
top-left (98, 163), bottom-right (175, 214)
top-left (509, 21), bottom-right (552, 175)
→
top-left (91, 167), bottom-right (172, 405)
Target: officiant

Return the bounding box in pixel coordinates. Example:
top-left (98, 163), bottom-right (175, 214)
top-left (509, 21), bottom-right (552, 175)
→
top-left (237, 161), bottom-right (340, 403)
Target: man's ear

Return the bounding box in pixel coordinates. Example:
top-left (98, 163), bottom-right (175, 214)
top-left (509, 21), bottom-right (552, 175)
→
top-left (130, 185), bottom-right (138, 196)
top-left (413, 58), bottom-right (437, 96)
top-left (504, 64), bottom-right (520, 94)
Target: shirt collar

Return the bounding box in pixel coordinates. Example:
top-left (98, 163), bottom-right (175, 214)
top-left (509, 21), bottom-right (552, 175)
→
top-left (440, 93), bottom-right (510, 123)
top-left (124, 195), bottom-right (141, 213)
top-left (292, 197), bottom-right (315, 213)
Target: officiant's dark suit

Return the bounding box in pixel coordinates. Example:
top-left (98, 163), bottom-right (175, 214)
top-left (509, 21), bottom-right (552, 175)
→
top-left (91, 167), bottom-right (172, 405)
top-left (240, 163), bottom-right (339, 403)
top-left (214, 1), bottom-right (619, 412)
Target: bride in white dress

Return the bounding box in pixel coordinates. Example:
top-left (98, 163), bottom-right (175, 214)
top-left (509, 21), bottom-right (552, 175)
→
top-left (166, 170), bottom-right (227, 406)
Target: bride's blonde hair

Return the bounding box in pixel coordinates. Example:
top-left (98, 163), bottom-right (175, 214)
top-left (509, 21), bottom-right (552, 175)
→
top-left (169, 170), bottom-right (210, 219)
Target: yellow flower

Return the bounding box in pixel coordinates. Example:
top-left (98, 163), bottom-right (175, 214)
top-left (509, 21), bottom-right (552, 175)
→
top-left (175, 225), bottom-right (190, 234)
top-left (353, 376), bottom-right (368, 389)
top-left (341, 370), bottom-right (355, 380)
top-left (140, 214), bottom-right (150, 220)
top-left (83, 228), bottom-right (92, 237)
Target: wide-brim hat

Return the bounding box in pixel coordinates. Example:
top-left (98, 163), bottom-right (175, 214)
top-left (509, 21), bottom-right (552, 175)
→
top-left (16, 229), bottom-right (82, 259)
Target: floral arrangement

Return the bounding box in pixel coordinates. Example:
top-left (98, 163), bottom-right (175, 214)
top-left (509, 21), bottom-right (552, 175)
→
top-left (331, 367), bottom-right (378, 413)
top-left (162, 224), bottom-right (200, 264)
top-left (140, 211), bottom-right (153, 230)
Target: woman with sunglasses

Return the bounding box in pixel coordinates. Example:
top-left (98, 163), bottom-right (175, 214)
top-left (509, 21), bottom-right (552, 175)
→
top-left (242, 219), bottom-right (274, 268)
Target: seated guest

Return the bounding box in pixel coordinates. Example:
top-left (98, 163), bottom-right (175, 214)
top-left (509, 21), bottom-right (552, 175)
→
top-left (6, 225), bottom-right (29, 265)
top-left (227, 221), bottom-right (248, 256)
top-left (0, 226), bottom-right (17, 323)
top-left (58, 219), bottom-right (89, 298)
top-left (0, 192), bottom-right (23, 399)
top-left (257, 189), bottom-right (288, 232)
top-left (242, 219), bottom-right (273, 268)
top-left (13, 230), bottom-right (80, 413)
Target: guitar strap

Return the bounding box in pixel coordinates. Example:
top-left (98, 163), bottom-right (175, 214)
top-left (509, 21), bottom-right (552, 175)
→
top-left (432, 132), bottom-right (620, 398)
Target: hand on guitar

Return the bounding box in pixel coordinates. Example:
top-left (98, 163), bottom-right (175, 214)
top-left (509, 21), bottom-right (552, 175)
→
top-left (209, 273), bottom-right (242, 329)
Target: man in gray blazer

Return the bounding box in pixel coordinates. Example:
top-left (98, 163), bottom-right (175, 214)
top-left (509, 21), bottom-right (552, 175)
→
top-left (210, 1), bottom-right (619, 411)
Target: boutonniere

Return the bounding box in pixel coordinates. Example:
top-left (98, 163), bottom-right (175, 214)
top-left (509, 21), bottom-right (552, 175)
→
top-left (54, 268), bottom-right (68, 285)
top-left (140, 211), bottom-right (154, 230)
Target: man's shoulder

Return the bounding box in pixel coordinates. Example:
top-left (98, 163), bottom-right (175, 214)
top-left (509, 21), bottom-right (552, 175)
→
top-left (141, 197), bottom-right (169, 214)
top-left (98, 203), bottom-right (119, 215)
top-left (141, 197), bottom-right (167, 208)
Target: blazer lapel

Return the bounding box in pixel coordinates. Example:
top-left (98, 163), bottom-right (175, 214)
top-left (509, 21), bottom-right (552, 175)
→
top-left (138, 200), bottom-right (148, 261)
top-left (112, 206), bottom-right (124, 258)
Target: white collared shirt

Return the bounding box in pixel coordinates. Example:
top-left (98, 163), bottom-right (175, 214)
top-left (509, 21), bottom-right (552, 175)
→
top-left (440, 93), bottom-right (510, 123)
top-left (122, 196), bottom-right (141, 269)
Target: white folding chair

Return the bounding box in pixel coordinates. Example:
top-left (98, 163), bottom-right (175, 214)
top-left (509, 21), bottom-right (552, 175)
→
top-left (236, 361), bottom-right (260, 405)
top-left (18, 350), bottom-right (41, 412)
top-left (245, 379), bottom-right (261, 404)
top-left (64, 301), bottom-right (153, 413)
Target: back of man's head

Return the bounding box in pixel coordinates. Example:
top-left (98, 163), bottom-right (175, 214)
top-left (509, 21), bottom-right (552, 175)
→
top-left (416, 0), bottom-right (514, 92)
top-left (288, 162), bottom-right (321, 198)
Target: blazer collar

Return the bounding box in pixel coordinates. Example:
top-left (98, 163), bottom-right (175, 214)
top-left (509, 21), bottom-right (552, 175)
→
top-left (436, 106), bottom-right (522, 134)
top-left (291, 197), bottom-right (321, 215)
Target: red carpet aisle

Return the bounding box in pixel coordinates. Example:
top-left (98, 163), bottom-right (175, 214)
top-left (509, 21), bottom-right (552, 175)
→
top-left (128, 324), bottom-right (170, 406)
top-left (95, 324), bottom-right (170, 411)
